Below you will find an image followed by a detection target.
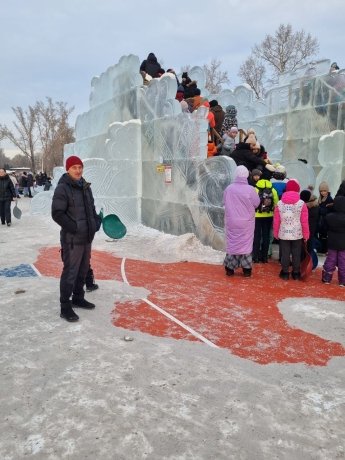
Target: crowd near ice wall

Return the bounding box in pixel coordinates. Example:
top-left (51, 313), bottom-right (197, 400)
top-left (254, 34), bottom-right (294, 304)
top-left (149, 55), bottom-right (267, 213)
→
top-left (32, 55), bottom-right (345, 250)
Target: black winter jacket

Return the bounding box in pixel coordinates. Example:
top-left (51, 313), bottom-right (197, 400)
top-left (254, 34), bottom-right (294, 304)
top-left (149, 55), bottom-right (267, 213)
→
top-left (325, 196), bottom-right (345, 251)
top-left (140, 53), bottom-right (161, 78)
top-left (0, 174), bottom-right (16, 202)
top-left (335, 180), bottom-right (345, 197)
top-left (51, 173), bottom-right (101, 245)
top-left (229, 143), bottom-right (267, 171)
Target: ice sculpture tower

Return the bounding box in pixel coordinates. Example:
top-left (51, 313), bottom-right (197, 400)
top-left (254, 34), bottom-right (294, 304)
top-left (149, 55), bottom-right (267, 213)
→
top-left (62, 55), bottom-right (236, 250)
top-left (32, 54), bottom-right (345, 250)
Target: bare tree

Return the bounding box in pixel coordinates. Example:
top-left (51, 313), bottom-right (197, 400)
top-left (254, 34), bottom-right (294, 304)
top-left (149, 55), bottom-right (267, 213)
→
top-left (0, 106), bottom-right (38, 172)
top-left (35, 98), bottom-right (75, 172)
top-left (238, 55), bottom-right (266, 99)
top-left (0, 98), bottom-right (74, 174)
top-left (253, 24), bottom-right (319, 76)
top-left (203, 59), bottom-right (230, 94)
top-left (0, 148), bottom-right (6, 166)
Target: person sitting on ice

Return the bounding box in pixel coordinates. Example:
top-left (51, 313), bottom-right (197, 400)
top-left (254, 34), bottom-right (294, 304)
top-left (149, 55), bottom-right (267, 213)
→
top-left (139, 52), bottom-right (162, 83)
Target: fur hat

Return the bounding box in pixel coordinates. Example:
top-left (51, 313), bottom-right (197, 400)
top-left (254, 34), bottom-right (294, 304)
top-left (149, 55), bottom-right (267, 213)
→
top-left (66, 155), bottom-right (83, 171)
top-left (251, 169), bottom-right (262, 177)
top-left (245, 134), bottom-right (257, 145)
top-left (235, 165), bottom-right (249, 179)
top-left (275, 164), bottom-right (286, 174)
top-left (286, 179), bottom-right (300, 193)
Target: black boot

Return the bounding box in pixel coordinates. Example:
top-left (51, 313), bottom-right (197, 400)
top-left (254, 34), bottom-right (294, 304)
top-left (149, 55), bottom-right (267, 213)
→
top-left (60, 301), bottom-right (79, 322)
top-left (279, 270), bottom-right (289, 280)
top-left (86, 283), bottom-right (99, 292)
top-left (292, 272), bottom-right (301, 280)
top-left (85, 266), bottom-right (98, 292)
top-left (72, 297), bottom-right (95, 309)
top-left (243, 268), bottom-right (252, 277)
top-left (225, 267), bottom-right (234, 276)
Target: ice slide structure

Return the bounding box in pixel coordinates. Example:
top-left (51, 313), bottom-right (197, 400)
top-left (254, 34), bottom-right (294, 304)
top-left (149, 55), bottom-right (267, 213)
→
top-left (32, 55), bottom-right (345, 250)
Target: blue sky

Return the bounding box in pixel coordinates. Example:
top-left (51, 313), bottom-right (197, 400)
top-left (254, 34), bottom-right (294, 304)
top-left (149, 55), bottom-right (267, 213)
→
top-left (1, 0), bottom-right (344, 155)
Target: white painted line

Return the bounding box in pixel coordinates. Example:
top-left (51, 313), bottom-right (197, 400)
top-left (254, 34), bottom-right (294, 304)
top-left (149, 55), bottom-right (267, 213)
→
top-left (121, 258), bottom-right (129, 284)
top-left (30, 264), bottom-right (42, 277)
top-left (120, 258), bottom-right (218, 349)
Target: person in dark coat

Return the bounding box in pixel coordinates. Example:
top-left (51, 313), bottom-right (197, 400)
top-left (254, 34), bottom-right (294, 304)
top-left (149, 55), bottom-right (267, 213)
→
top-left (52, 156), bottom-right (102, 322)
top-left (181, 72), bottom-right (198, 99)
top-left (335, 179), bottom-right (345, 197)
top-left (27, 172), bottom-right (34, 197)
top-left (300, 190), bottom-right (319, 248)
top-left (140, 52), bottom-right (162, 79)
top-left (20, 172), bottom-right (28, 196)
top-left (209, 100), bottom-right (225, 135)
top-left (229, 135), bottom-right (276, 174)
top-left (220, 105), bottom-right (238, 135)
top-left (300, 189), bottom-right (319, 268)
top-left (0, 168), bottom-right (16, 226)
top-left (317, 181), bottom-right (334, 253)
top-left (322, 196), bottom-right (345, 286)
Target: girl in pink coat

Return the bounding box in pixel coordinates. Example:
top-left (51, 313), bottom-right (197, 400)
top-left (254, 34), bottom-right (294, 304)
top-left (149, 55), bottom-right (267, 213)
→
top-left (273, 179), bottom-right (310, 280)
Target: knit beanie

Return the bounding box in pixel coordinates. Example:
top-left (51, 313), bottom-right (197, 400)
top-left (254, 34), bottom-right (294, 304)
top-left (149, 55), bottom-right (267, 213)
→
top-left (286, 179), bottom-right (300, 193)
top-left (65, 156), bottom-right (83, 171)
top-left (209, 100), bottom-right (218, 108)
top-left (319, 181), bottom-right (329, 192)
top-left (300, 189), bottom-right (311, 203)
top-left (251, 169), bottom-right (262, 177)
top-left (235, 165), bottom-right (249, 179)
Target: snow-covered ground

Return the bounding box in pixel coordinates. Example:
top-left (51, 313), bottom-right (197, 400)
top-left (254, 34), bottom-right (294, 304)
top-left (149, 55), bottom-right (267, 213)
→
top-left (0, 197), bottom-right (344, 460)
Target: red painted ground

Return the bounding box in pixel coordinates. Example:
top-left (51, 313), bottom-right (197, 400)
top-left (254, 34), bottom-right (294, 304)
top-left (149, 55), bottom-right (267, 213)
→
top-left (34, 246), bottom-right (345, 366)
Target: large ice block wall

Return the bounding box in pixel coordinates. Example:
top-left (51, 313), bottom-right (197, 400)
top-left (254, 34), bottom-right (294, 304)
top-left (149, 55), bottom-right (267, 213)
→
top-left (32, 55), bottom-right (345, 250)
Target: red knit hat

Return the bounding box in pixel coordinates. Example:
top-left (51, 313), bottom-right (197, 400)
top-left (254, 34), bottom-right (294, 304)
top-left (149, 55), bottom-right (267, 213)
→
top-left (286, 179), bottom-right (300, 193)
top-left (65, 156), bottom-right (83, 171)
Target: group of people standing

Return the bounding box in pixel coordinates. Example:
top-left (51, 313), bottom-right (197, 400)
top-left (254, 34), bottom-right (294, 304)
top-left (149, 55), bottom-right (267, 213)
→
top-left (223, 163), bottom-right (345, 287)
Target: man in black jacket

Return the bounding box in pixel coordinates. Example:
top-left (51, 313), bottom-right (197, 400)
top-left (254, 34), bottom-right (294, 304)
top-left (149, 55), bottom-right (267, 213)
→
top-left (52, 156), bottom-right (101, 322)
top-left (0, 168), bottom-right (16, 226)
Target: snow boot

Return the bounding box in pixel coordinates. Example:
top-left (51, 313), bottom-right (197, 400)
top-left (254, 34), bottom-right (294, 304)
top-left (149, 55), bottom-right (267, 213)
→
top-left (243, 268), bottom-right (252, 277)
top-left (322, 269), bottom-right (332, 284)
top-left (72, 297), bottom-right (95, 309)
top-left (85, 266), bottom-right (98, 292)
top-left (86, 283), bottom-right (99, 292)
top-left (60, 301), bottom-right (79, 322)
top-left (279, 270), bottom-right (289, 280)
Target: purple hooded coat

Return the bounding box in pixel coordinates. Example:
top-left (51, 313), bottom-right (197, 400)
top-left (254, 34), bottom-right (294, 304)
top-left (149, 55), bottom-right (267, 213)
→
top-left (224, 168), bottom-right (260, 255)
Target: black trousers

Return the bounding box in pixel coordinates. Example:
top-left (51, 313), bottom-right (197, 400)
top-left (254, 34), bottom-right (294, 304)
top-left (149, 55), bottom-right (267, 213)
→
top-left (60, 242), bottom-right (91, 303)
top-left (253, 217), bottom-right (273, 261)
top-left (280, 239), bottom-right (303, 273)
top-left (0, 200), bottom-right (11, 224)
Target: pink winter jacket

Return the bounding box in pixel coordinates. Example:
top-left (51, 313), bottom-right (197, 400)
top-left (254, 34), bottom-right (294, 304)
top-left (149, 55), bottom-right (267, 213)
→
top-left (273, 191), bottom-right (310, 240)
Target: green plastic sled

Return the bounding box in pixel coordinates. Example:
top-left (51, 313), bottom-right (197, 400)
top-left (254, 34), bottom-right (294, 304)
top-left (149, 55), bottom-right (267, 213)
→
top-left (100, 210), bottom-right (127, 239)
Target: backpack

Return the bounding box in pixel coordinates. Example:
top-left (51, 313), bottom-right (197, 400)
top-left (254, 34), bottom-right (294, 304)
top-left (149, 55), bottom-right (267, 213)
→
top-left (256, 185), bottom-right (274, 213)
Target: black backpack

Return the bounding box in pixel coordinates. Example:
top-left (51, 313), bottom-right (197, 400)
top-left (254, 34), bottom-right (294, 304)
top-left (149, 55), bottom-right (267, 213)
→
top-left (256, 185), bottom-right (274, 213)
